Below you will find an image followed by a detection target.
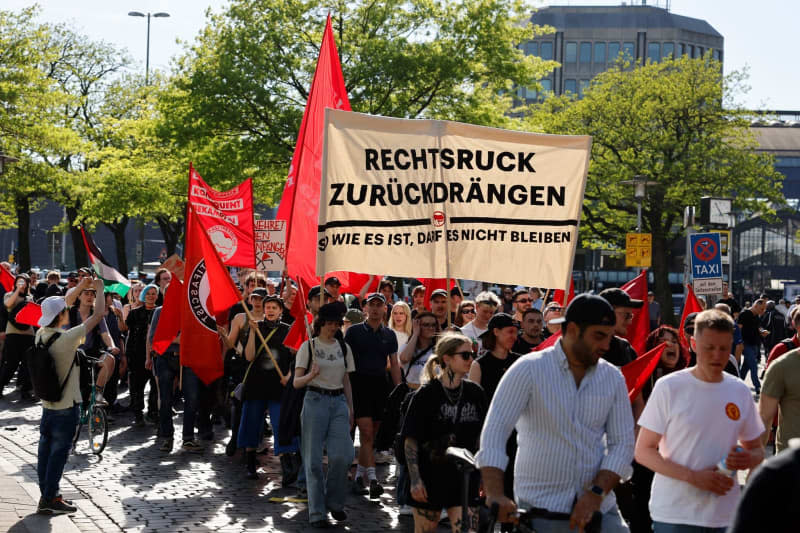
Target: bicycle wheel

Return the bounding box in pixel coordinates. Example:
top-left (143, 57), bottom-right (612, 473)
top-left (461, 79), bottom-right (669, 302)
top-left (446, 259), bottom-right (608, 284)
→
top-left (89, 406), bottom-right (108, 455)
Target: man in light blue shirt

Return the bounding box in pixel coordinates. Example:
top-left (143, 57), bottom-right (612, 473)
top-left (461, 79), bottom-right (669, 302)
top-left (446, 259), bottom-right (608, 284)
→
top-left (477, 294), bottom-right (635, 533)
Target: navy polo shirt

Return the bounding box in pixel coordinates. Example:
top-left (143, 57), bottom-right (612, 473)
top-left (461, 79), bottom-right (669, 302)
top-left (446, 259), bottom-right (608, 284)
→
top-left (345, 321), bottom-right (398, 377)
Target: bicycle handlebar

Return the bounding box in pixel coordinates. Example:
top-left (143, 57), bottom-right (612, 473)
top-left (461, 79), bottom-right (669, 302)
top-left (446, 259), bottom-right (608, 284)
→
top-left (76, 348), bottom-right (111, 364)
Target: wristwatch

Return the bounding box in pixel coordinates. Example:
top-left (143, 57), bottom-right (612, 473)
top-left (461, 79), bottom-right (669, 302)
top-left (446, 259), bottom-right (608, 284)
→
top-left (587, 485), bottom-right (604, 497)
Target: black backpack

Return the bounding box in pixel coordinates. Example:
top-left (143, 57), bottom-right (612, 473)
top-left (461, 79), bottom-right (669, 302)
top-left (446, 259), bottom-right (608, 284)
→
top-left (28, 333), bottom-right (75, 402)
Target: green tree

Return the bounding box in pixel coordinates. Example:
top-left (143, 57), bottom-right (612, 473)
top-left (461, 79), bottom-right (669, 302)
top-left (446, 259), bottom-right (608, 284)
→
top-left (158, 0), bottom-right (556, 202)
top-left (526, 56), bottom-right (785, 325)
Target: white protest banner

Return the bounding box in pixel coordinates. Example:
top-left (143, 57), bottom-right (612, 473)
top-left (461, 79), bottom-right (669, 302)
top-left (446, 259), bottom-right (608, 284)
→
top-left (316, 110), bottom-right (591, 289)
top-left (254, 219), bottom-right (286, 272)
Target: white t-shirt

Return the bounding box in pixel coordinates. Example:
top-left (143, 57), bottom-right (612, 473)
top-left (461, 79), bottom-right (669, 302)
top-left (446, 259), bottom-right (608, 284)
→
top-left (296, 337), bottom-right (355, 390)
top-left (391, 329), bottom-right (409, 348)
top-left (638, 369), bottom-right (765, 528)
top-left (460, 321), bottom-right (487, 351)
top-left (401, 344), bottom-right (434, 385)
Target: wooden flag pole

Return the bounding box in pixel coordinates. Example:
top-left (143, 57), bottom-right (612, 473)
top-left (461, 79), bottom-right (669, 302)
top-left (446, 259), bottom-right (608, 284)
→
top-left (242, 297), bottom-right (285, 380)
top-left (542, 289), bottom-right (551, 307)
top-left (455, 279), bottom-right (465, 301)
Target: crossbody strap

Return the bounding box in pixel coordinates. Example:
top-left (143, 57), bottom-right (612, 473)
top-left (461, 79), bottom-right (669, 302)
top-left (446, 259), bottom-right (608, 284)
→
top-left (401, 345), bottom-right (431, 383)
top-left (241, 326), bottom-right (278, 384)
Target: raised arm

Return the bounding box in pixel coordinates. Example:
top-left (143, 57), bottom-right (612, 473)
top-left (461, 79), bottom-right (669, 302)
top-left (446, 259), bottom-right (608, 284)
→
top-left (83, 279), bottom-right (107, 331)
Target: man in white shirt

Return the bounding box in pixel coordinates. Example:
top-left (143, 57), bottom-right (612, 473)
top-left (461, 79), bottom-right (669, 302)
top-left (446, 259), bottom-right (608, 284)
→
top-left (635, 309), bottom-right (765, 532)
top-left (477, 294), bottom-right (634, 532)
top-left (460, 291), bottom-right (500, 352)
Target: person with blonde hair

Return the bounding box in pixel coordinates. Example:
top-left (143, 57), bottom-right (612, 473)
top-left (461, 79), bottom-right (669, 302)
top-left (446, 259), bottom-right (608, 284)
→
top-left (401, 333), bottom-right (487, 532)
top-left (389, 301), bottom-right (413, 347)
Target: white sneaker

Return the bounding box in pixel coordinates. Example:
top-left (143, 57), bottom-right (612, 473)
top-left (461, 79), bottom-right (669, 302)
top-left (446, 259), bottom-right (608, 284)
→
top-left (95, 392), bottom-right (108, 406)
top-left (398, 505), bottom-right (413, 516)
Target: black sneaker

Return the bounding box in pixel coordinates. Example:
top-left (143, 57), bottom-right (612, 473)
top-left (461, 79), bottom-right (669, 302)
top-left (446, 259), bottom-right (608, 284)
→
top-left (159, 438), bottom-right (173, 452)
top-left (310, 519), bottom-right (332, 529)
top-left (225, 439), bottom-right (237, 457)
top-left (329, 509), bottom-right (347, 521)
top-left (182, 440), bottom-right (204, 454)
top-left (144, 412), bottom-right (159, 424)
top-left (369, 479), bottom-right (383, 499)
top-left (352, 477), bottom-right (368, 495)
top-left (132, 414), bottom-right (146, 427)
top-left (38, 496), bottom-right (77, 515)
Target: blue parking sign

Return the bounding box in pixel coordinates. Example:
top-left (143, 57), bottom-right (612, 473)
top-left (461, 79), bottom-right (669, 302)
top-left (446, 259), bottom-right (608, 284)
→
top-left (690, 233), bottom-right (722, 279)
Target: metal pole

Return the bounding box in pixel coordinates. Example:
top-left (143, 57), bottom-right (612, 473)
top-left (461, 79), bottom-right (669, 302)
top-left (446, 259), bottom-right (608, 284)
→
top-left (637, 200), bottom-right (642, 233)
top-left (145, 13), bottom-right (151, 86)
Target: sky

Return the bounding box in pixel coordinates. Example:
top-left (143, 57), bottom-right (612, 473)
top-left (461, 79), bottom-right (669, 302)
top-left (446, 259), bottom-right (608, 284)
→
top-left (6, 0), bottom-right (799, 111)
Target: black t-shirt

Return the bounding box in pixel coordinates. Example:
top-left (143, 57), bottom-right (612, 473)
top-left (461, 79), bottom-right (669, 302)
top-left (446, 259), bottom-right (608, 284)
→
top-left (125, 305), bottom-right (155, 359)
top-left (344, 321), bottom-right (398, 377)
top-left (738, 309), bottom-right (761, 345)
top-left (603, 336), bottom-right (637, 367)
top-left (228, 301), bottom-right (252, 323)
top-left (242, 320), bottom-right (291, 401)
top-left (402, 379), bottom-right (487, 483)
top-left (729, 447), bottom-right (800, 533)
top-left (476, 351), bottom-right (521, 403)
top-left (512, 336), bottom-right (541, 354)
top-left (45, 283), bottom-right (63, 298)
top-left (719, 297), bottom-right (741, 315)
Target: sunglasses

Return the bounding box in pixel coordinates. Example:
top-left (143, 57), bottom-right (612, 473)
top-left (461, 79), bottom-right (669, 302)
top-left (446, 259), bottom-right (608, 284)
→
top-left (451, 350), bottom-right (474, 361)
top-left (420, 322), bottom-right (437, 328)
top-left (462, 308), bottom-right (476, 315)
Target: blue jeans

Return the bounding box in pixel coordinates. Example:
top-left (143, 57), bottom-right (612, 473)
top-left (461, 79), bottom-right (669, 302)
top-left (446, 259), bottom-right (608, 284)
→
top-left (181, 366), bottom-right (201, 442)
top-left (521, 505), bottom-right (629, 533)
top-left (154, 354), bottom-right (179, 439)
top-left (238, 398), bottom-right (267, 449)
top-left (653, 521), bottom-right (726, 533)
top-left (37, 405), bottom-right (79, 500)
top-left (301, 390), bottom-right (354, 522)
top-left (396, 464), bottom-right (409, 506)
top-left (741, 344), bottom-right (761, 393)
top-left (268, 399), bottom-right (299, 455)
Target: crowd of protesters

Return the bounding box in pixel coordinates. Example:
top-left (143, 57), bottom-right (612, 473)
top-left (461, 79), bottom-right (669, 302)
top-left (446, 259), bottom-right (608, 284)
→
top-left (1, 262), bottom-right (799, 531)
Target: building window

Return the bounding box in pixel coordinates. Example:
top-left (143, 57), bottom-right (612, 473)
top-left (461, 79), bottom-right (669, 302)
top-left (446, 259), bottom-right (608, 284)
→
top-left (713, 49), bottom-right (722, 61)
top-left (579, 79), bottom-right (590, 98)
top-left (564, 79), bottom-right (577, 95)
top-left (579, 42), bottom-right (592, 65)
top-left (540, 41), bottom-right (553, 60)
top-left (622, 42), bottom-right (635, 60)
top-left (648, 42), bottom-right (660, 63)
top-left (698, 46), bottom-right (705, 57)
top-left (608, 42), bottom-right (621, 61)
top-left (679, 43), bottom-right (686, 56)
top-left (662, 42), bottom-right (674, 59)
top-left (594, 42), bottom-right (606, 65)
top-left (540, 79), bottom-right (553, 97)
top-left (565, 42), bottom-right (577, 64)
top-left (526, 41), bottom-right (538, 56)
top-left (689, 44), bottom-right (696, 58)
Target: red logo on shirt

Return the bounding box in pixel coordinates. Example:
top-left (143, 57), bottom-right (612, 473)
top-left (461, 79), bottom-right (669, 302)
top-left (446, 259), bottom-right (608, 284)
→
top-left (725, 402), bottom-right (740, 421)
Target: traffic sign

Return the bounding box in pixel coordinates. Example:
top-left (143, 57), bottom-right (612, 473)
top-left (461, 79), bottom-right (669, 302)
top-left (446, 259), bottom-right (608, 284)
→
top-left (690, 232), bottom-right (723, 294)
top-left (625, 233), bottom-right (652, 268)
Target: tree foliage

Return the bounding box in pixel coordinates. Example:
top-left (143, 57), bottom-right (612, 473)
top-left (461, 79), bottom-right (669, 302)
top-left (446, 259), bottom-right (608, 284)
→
top-left (526, 56), bottom-right (785, 323)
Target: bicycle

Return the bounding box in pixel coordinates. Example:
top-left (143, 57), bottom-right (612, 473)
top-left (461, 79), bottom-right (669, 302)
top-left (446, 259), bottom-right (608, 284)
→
top-left (71, 349), bottom-right (109, 455)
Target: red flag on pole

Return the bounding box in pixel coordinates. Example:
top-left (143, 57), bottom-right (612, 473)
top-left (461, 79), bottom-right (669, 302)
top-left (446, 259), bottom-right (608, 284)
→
top-left (678, 284), bottom-right (704, 350)
top-left (325, 272), bottom-right (380, 296)
top-left (276, 14), bottom-right (351, 291)
top-left (152, 278), bottom-right (183, 355)
top-left (621, 342), bottom-right (666, 402)
top-left (553, 277), bottom-right (575, 307)
top-left (0, 265), bottom-right (14, 292)
top-left (283, 281), bottom-right (313, 351)
top-left (621, 270), bottom-right (650, 355)
top-left (188, 165), bottom-right (256, 268)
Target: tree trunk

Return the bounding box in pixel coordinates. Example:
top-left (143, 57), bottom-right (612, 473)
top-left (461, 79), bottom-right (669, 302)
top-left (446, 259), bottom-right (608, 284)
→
top-left (104, 216), bottom-right (129, 274)
top-left (156, 216), bottom-right (183, 257)
top-left (65, 205), bottom-right (87, 268)
top-left (15, 195), bottom-right (31, 272)
top-left (651, 232), bottom-right (676, 327)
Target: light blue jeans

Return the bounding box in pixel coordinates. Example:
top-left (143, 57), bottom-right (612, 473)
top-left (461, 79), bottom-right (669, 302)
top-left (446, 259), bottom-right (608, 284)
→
top-left (520, 504), bottom-right (629, 533)
top-left (301, 390), bottom-right (354, 523)
top-left (653, 521), bottom-right (726, 533)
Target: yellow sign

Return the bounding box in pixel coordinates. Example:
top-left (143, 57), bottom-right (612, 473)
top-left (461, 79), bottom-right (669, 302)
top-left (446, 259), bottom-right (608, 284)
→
top-left (715, 230), bottom-right (731, 264)
top-left (626, 233), bottom-right (652, 267)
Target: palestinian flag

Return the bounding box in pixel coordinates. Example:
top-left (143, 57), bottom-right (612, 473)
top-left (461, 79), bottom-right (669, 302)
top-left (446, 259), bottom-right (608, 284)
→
top-left (80, 226), bottom-right (131, 297)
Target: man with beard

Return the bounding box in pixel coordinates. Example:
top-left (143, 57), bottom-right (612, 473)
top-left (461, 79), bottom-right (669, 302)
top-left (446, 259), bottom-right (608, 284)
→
top-left (512, 308), bottom-right (545, 353)
top-left (478, 295), bottom-right (635, 533)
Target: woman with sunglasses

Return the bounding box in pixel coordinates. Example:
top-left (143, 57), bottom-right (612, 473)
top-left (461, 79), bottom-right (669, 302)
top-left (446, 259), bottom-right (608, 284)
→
top-left (454, 300), bottom-right (476, 328)
top-left (401, 333), bottom-right (487, 532)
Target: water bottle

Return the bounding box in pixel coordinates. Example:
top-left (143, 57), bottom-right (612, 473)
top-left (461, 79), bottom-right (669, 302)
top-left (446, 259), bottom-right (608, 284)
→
top-left (716, 446), bottom-right (743, 476)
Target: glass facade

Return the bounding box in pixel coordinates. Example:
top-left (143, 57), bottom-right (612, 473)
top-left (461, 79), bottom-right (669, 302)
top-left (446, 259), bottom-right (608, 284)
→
top-left (580, 42), bottom-right (592, 64)
top-left (594, 42), bottom-right (606, 65)
top-left (608, 42), bottom-right (621, 61)
top-left (662, 42), bottom-right (674, 59)
top-left (540, 41), bottom-right (553, 60)
top-left (564, 79), bottom-right (577, 94)
top-left (623, 42), bottom-right (635, 59)
top-left (565, 42), bottom-right (577, 64)
top-left (648, 42), bottom-right (660, 63)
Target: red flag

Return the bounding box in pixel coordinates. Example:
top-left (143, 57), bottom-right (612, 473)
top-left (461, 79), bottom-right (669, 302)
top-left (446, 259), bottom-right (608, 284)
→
top-left (283, 282), bottom-right (313, 351)
top-left (552, 277), bottom-right (575, 307)
top-left (533, 330), bottom-right (562, 352)
top-left (622, 342), bottom-right (666, 402)
top-left (188, 165), bottom-right (256, 268)
top-left (0, 265), bottom-right (14, 292)
top-left (678, 284), bottom-right (704, 351)
top-left (621, 270), bottom-right (650, 356)
top-left (179, 205), bottom-right (238, 385)
top-left (193, 207), bottom-right (243, 316)
top-left (416, 278), bottom-right (457, 309)
top-left (276, 15), bottom-right (351, 291)
top-left (152, 278), bottom-right (183, 355)
top-left (325, 272), bottom-right (380, 296)
top-left (14, 302), bottom-right (42, 327)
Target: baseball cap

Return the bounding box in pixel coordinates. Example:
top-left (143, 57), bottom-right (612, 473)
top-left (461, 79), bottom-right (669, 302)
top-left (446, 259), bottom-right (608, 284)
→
top-left (683, 312), bottom-right (699, 331)
top-left (324, 276), bottom-right (341, 287)
top-left (549, 294), bottom-right (616, 327)
top-left (365, 292), bottom-right (386, 304)
top-left (479, 313), bottom-right (516, 339)
top-left (250, 288), bottom-right (268, 299)
top-left (308, 285), bottom-right (332, 300)
top-left (599, 288), bottom-right (644, 309)
top-left (39, 296), bottom-right (66, 327)
top-left (450, 287), bottom-right (468, 297)
top-left (263, 294), bottom-right (282, 305)
top-left (344, 309), bottom-right (365, 324)
top-left (430, 289), bottom-right (448, 300)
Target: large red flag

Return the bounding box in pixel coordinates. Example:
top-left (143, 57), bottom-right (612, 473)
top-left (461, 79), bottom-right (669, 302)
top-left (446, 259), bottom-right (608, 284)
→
top-left (180, 206), bottom-right (241, 385)
top-left (621, 270), bottom-right (650, 355)
top-left (188, 165), bottom-right (256, 268)
top-left (552, 277), bottom-right (575, 307)
top-left (678, 284), bottom-right (704, 350)
top-left (152, 278), bottom-right (183, 355)
top-left (621, 342), bottom-right (666, 402)
top-left (14, 302), bottom-right (42, 327)
top-left (0, 265), bottom-right (14, 292)
top-left (276, 15), bottom-right (351, 291)
top-left (325, 272), bottom-right (380, 296)
top-left (283, 282), bottom-right (313, 351)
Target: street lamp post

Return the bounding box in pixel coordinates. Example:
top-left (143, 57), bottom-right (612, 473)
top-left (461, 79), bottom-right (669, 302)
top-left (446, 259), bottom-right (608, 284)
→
top-left (128, 10), bottom-right (169, 273)
top-left (622, 175), bottom-right (657, 232)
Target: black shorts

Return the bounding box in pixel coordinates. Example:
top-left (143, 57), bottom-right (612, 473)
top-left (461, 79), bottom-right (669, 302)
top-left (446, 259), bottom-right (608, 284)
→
top-left (350, 373), bottom-right (389, 421)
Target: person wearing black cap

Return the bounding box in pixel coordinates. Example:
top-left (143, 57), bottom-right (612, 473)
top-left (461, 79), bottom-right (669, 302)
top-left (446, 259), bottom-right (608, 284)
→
top-left (477, 294), bottom-right (635, 533)
top-left (324, 276), bottom-right (342, 302)
top-left (429, 289), bottom-right (450, 330)
top-left (344, 292), bottom-right (400, 499)
top-left (294, 302), bottom-right (356, 528)
top-left (308, 285), bottom-right (333, 319)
